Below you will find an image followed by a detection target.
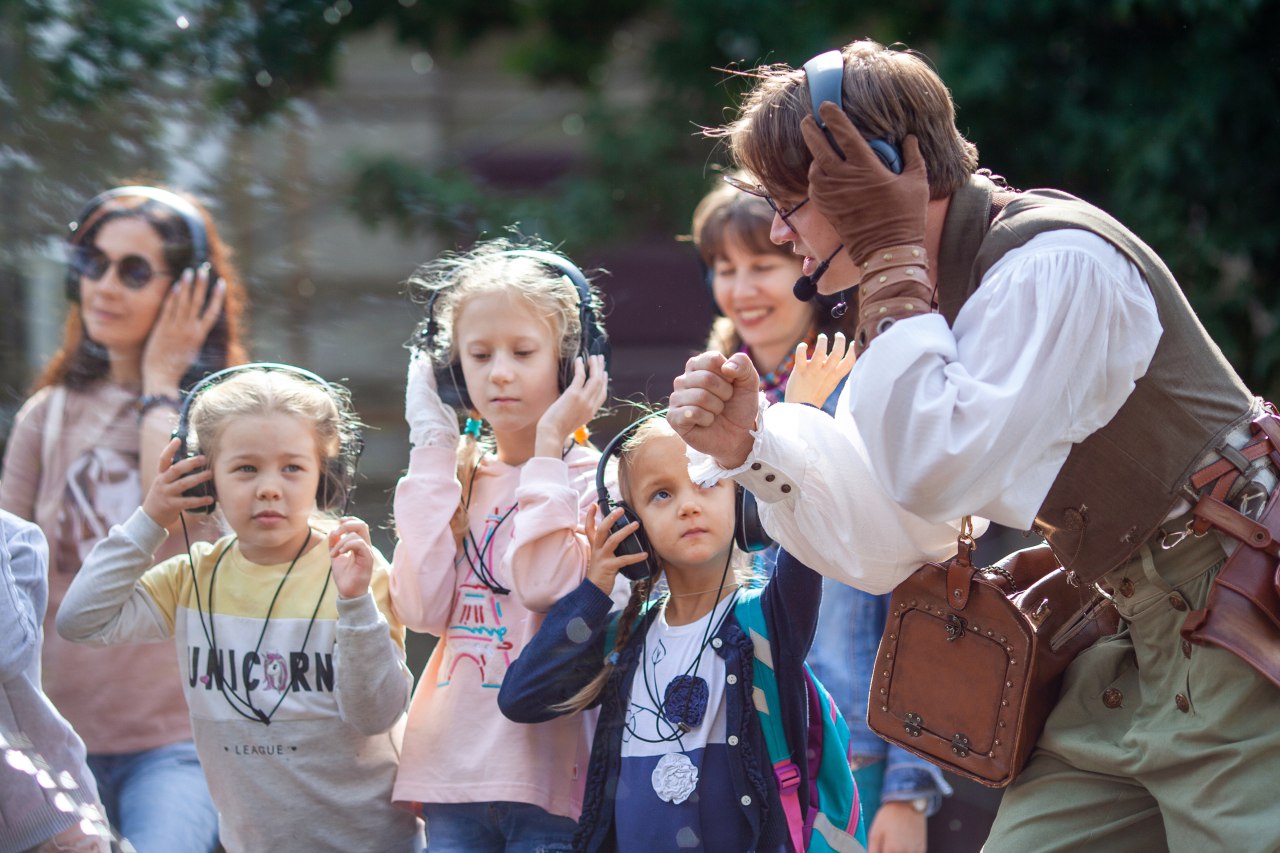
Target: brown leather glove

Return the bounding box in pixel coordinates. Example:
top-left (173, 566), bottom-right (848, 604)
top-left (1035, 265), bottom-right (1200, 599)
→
top-left (854, 245), bottom-right (933, 354)
top-left (800, 102), bottom-right (929, 267)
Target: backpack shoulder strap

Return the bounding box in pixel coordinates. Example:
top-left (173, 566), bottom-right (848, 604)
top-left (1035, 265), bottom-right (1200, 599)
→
top-left (736, 593), bottom-right (805, 853)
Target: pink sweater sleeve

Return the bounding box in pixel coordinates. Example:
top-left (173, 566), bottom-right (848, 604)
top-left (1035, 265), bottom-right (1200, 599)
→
top-left (388, 445), bottom-right (464, 635)
top-left (508, 446), bottom-right (601, 614)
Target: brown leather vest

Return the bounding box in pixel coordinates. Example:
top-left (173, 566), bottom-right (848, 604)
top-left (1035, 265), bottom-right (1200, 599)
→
top-left (934, 174), bottom-right (1254, 585)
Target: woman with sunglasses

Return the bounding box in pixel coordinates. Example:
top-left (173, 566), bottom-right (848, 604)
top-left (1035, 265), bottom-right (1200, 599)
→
top-left (0, 186), bottom-right (249, 852)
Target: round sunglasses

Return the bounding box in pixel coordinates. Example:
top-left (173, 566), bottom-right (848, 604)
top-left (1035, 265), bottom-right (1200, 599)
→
top-left (70, 245), bottom-right (172, 290)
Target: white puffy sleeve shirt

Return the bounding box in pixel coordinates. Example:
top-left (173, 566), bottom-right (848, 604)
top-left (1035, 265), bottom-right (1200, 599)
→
top-left (688, 229), bottom-right (1163, 593)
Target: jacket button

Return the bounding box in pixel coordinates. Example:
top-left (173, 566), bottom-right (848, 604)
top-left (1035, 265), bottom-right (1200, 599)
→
top-left (780, 484), bottom-right (791, 493)
top-left (1118, 578), bottom-right (1135, 597)
top-left (740, 795), bottom-right (752, 806)
top-left (726, 674), bottom-right (738, 685)
top-left (764, 473), bottom-right (776, 482)
top-left (1102, 688), bottom-right (1123, 709)
top-left (1168, 594), bottom-right (1187, 612)
top-left (751, 463), bottom-right (762, 471)
top-left (1181, 639), bottom-right (1192, 658)
top-left (711, 638), bottom-right (723, 649)
top-left (1175, 694), bottom-right (1190, 713)
top-left (728, 735), bottom-right (739, 746)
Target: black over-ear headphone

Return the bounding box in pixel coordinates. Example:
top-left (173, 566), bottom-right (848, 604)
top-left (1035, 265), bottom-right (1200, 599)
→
top-left (803, 50), bottom-right (903, 175)
top-left (421, 249), bottom-right (611, 411)
top-left (172, 363), bottom-right (365, 514)
top-left (594, 410), bottom-right (772, 581)
top-left (66, 185), bottom-right (217, 302)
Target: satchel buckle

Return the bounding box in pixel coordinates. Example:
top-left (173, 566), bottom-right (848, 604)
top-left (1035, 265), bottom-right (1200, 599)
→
top-left (945, 613), bottom-right (967, 642)
top-left (903, 712), bottom-right (923, 737)
top-left (951, 733), bottom-right (971, 758)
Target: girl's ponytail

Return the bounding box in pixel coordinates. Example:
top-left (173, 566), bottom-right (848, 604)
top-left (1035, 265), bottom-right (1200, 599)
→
top-left (555, 575), bottom-right (653, 713)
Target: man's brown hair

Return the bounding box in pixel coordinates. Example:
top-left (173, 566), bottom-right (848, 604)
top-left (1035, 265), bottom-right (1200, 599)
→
top-left (717, 40), bottom-right (978, 203)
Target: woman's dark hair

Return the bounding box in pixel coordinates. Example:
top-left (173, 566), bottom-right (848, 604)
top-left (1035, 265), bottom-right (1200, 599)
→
top-left (36, 188), bottom-right (249, 392)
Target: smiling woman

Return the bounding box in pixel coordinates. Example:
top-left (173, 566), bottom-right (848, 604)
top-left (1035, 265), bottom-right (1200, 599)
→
top-left (0, 186), bottom-right (249, 852)
top-left (692, 174), bottom-right (854, 403)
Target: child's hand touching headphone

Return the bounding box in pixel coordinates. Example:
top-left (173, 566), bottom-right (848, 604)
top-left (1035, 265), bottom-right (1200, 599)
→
top-left (584, 504), bottom-right (649, 595)
top-left (535, 354), bottom-right (608, 458)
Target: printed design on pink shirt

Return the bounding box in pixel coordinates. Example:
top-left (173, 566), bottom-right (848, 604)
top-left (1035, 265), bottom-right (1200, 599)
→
top-left (440, 583), bottom-right (513, 688)
top-left (439, 502), bottom-right (518, 688)
top-left (55, 447), bottom-right (140, 575)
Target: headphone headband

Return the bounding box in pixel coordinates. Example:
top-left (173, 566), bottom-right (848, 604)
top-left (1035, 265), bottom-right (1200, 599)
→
top-left (70, 185), bottom-right (210, 262)
top-left (801, 49), bottom-right (903, 175)
top-left (421, 247), bottom-right (611, 410)
top-left (172, 362), bottom-right (364, 514)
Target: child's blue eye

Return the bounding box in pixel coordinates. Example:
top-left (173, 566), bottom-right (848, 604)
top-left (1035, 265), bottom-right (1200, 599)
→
top-left (649, 488), bottom-right (671, 504)
top-left (284, 464), bottom-right (303, 473)
top-left (236, 464), bottom-right (255, 473)
top-left (515, 350), bottom-right (534, 358)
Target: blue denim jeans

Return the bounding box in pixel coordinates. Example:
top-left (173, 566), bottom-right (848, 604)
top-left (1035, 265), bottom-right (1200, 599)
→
top-left (423, 802), bottom-right (576, 853)
top-left (86, 741), bottom-right (218, 853)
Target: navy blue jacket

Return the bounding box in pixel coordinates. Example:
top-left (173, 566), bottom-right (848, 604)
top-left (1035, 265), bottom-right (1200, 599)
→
top-left (499, 550), bottom-right (822, 852)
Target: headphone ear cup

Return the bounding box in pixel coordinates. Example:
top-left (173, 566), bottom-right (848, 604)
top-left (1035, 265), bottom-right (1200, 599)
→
top-left (175, 440), bottom-right (217, 514)
top-left (734, 484), bottom-right (773, 553)
top-left (609, 502), bottom-right (657, 581)
top-left (435, 362), bottom-right (471, 410)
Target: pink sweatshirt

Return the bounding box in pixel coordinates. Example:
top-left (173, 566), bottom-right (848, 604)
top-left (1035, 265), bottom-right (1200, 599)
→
top-left (389, 443), bottom-right (600, 820)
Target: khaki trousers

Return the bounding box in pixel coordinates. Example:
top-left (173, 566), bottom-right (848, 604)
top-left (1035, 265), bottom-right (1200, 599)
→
top-left (985, 532), bottom-right (1280, 853)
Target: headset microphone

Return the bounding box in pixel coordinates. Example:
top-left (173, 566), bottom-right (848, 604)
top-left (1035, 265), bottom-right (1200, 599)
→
top-left (792, 243), bottom-right (844, 302)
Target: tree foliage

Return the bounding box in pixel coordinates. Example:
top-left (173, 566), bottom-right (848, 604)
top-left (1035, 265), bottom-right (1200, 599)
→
top-left (2, 0), bottom-right (1277, 394)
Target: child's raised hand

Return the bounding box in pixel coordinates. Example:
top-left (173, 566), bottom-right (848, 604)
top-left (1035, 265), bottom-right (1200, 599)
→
top-left (535, 354), bottom-right (608, 457)
top-left (329, 516), bottom-right (375, 599)
top-left (585, 504), bottom-right (649, 595)
top-left (784, 332), bottom-right (855, 407)
top-left (142, 437), bottom-right (215, 528)
top-left (405, 351), bottom-right (460, 449)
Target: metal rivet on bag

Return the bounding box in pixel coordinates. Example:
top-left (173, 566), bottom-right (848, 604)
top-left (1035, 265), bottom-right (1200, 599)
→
top-left (993, 739), bottom-right (1000, 746)
top-left (1001, 699), bottom-right (1008, 707)
top-left (1009, 659), bottom-right (1016, 666)
top-left (953, 589), bottom-right (961, 599)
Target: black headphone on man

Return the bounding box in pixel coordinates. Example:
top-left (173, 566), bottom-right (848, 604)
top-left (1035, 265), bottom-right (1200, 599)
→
top-left (792, 50), bottom-right (904, 307)
top-left (594, 410), bottom-right (772, 581)
top-left (171, 363), bottom-right (365, 514)
top-left (420, 249), bottom-right (611, 411)
top-left (65, 185), bottom-right (217, 302)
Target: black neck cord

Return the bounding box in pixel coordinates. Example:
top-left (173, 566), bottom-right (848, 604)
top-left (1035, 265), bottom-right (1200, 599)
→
top-left (182, 517), bottom-right (330, 725)
top-left (624, 548), bottom-right (736, 746)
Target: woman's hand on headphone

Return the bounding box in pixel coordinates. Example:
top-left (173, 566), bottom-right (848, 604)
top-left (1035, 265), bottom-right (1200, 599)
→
top-left (405, 351), bottom-right (460, 448)
top-left (536, 354), bottom-right (608, 458)
top-left (142, 266), bottom-right (225, 395)
top-left (141, 437), bottom-right (215, 529)
top-left (329, 517), bottom-right (374, 599)
top-left (784, 332), bottom-right (855, 407)
top-left (585, 505), bottom-right (648, 595)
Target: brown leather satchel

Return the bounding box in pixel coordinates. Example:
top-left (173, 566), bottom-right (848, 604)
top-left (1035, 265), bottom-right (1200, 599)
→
top-left (866, 525), bottom-right (1118, 787)
top-left (1181, 410), bottom-right (1280, 688)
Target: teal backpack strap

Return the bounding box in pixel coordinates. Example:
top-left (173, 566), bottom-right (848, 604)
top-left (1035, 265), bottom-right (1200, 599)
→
top-left (735, 595), bottom-right (806, 853)
top-left (736, 593), bottom-right (867, 853)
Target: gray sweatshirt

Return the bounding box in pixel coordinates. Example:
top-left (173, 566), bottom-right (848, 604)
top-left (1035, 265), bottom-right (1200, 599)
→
top-left (56, 509), bottom-right (423, 853)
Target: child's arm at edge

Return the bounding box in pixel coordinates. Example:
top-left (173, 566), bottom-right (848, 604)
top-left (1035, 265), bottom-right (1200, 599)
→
top-left (55, 508), bottom-right (174, 645)
top-left (498, 578), bottom-right (616, 724)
